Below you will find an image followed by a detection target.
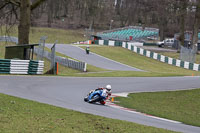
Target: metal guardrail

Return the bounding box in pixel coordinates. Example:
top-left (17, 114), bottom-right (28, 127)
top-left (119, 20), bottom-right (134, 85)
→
top-left (0, 59), bottom-right (44, 75)
top-left (34, 47), bottom-right (87, 72)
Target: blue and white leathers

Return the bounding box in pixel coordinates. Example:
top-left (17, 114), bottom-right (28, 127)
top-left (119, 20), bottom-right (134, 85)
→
top-left (88, 89), bottom-right (107, 102)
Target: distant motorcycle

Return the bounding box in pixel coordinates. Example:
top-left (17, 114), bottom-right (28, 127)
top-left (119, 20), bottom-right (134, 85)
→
top-left (84, 88), bottom-right (111, 105)
top-left (86, 46), bottom-right (90, 54)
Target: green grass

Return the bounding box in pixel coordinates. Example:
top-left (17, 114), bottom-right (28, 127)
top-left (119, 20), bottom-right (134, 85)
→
top-left (115, 89), bottom-right (200, 127)
top-left (44, 47), bottom-right (107, 73)
top-left (41, 46), bottom-right (108, 75)
top-left (29, 27), bottom-right (86, 44)
top-left (42, 57), bottom-right (81, 75)
top-left (0, 26), bottom-right (87, 44)
top-left (34, 50), bottom-right (105, 75)
top-left (40, 45), bottom-right (200, 77)
top-left (0, 93), bottom-right (175, 133)
top-left (71, 71), bottom-right (186, 77)
top-left (80, 46), bottom-right (200, 76)
top-left (43, 46), bottom-right (183, 77)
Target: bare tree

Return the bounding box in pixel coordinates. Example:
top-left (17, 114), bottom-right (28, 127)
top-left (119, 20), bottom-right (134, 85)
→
top-left (0, 0), bottom-right (47, 59)
top-left (178, 0), bottom-right (188, 47)
top-left (192, 0), bottom-right (200, 50)
top-left (2, 0), bottom-right (200, 47)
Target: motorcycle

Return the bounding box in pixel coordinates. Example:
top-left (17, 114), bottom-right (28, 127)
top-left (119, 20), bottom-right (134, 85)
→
top-left (84, 89), bottom-right (111, 105)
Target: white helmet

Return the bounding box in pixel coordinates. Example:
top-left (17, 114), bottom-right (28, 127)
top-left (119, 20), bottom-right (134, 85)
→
top-left (106, 84), bottom-right (111, 91)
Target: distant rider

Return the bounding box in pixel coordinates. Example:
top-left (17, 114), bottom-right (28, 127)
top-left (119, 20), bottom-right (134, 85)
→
top-left (86, 46), bottom-right (90, 54)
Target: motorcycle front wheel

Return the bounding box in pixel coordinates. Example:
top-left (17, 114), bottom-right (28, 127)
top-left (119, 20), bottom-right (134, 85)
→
top-left (84, 97), bottom-right (88, 102)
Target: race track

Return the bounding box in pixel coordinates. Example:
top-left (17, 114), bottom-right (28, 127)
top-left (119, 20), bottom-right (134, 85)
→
top-left (45, 44), bottom-right (142, 71)
top-left (0, 75), bottom-right (200, 133)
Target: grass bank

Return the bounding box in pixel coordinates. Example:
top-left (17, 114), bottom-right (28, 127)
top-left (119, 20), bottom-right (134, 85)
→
top-left (0, 26), bottom-right (86, 44)
top-left (0, 93), bottom-right (175, 133)
top-left (115, 88), bottom-right (200, 127)
top-left (80, 46), bottom-right (200, 76)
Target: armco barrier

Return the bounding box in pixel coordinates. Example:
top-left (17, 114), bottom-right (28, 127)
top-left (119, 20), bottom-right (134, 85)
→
top-left (34, 47), bottom-right (87, 72)
top-left (0, 59), bottom-right (44, 74)
top-left (93, 40), bottom-right (200, 71)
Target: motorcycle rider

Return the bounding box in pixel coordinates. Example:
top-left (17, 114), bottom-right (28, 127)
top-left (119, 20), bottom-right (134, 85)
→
top-left (85, 84), bottom-right (112, 104)
top-left (89, 84), bottom-right (112, 96)
top-left (105, 84), bottom-right (112, 96)
top-left (86, 46), bottom-right (90, 54)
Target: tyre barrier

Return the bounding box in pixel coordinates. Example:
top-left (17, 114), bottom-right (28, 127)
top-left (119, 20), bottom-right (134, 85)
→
top-left (0, 59), bottom-right (44, 75)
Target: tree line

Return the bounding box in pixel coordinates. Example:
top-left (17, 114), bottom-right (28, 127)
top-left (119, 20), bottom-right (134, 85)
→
top-left (1, 0), bottom-right (200, 47)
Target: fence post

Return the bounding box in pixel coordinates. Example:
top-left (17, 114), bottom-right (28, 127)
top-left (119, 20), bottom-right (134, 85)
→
top-left (38, 36), bottom-right (48, 61)
top-left (50, 41), bottom-right (57, 74)
top-left (55, 62), bottom-right (58, 75)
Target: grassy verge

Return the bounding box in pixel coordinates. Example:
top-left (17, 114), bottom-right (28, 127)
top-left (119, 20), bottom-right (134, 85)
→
top-left (0, 26), bottom-right (87, 44)
top-left (115, 89), bottom-right (200, 127)
top-left (39, 47), bottom-right (186, 77)
top-left (71, 71), bottom-right (185, 77)
top-left (42, 47), bottom-right (107, 75)
top-left (42, 57), bottom-right (81, 75)
top-left (80, 46), bottom-right (200, 76)
top-left (0, 93), bottom-right (175, 133)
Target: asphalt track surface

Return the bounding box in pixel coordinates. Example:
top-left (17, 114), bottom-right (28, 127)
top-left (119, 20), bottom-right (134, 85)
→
top-left (0, 75), bottom-right (200, 133)
top-left (45, 44), bottom-right (142, 71)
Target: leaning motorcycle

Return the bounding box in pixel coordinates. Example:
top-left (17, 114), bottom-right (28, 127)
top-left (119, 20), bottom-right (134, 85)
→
top-left (84, 89), bottom-right (111, 105)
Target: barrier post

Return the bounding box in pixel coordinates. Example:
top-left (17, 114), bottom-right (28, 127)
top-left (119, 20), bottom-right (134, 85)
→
top-left (56, 62), bottom-right (59, 75)
top-left (55, 62), bottom-right (58, 75)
